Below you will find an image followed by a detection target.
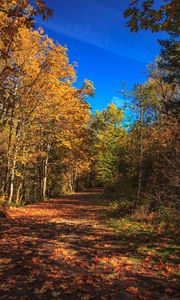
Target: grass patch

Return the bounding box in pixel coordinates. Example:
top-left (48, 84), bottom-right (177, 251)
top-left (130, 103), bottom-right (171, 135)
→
top-left (108, 217), bottom-right (154, 234)
top-left (96, 192), bottom-right (180, 273)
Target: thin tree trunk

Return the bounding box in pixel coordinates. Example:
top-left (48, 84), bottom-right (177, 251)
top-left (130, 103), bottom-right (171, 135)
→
top-left (42, 155), bottom-right (49, 200)
top-left (15, 181), bottom-right (22, 204)
top-left (137, 105), bottom-right (144, 201)
top-left (137, 137), bottom-right (143, 200)
top-left (19, 126), bottom-right (26, 203)
top-left (8, 153), bottom-right (17, 204)
top-left (5, 113), bottom-right (14, 196)
top-left (7, 121), bottom-right (21, 204)
top-left (73, 163), bottom-right (79, 191)
top-left (38, 163), bottom-right (43, 200)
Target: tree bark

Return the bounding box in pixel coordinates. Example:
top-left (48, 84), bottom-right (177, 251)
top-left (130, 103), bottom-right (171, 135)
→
top-left (7, 121), bottom-right (21, 204)
top-left (8, 152), bottom-right (17, 204)
top-left (15, 181), bottom-right (22, 204)
top-left (42, 155), bottom-right (49, 200)
top-left (137, 104), bottom-right (144, 201)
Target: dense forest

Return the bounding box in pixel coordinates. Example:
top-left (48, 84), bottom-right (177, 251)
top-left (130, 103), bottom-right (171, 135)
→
top-left (0, 1), bottom-right (179, 299)
top-left (0, 0), bottom-right (179, 230)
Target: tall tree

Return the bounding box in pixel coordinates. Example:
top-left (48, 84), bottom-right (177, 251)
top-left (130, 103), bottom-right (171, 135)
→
top-left (124, 1), bottom-right (180, 84)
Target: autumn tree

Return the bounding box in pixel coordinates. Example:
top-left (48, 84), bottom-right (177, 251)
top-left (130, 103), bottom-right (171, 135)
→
top-left (0, 18), bottom-right (95, 204)
top-left (0, 0), bottom-right (52, 130)
top-left (124, 0), bottom-right (180, 84)
top-left (118, 63), bottom-right (180, 209)
top-left (39, 81), bottom-right (94, 196)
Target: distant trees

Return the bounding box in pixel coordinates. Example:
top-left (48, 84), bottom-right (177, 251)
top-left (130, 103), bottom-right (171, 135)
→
top-left (90, 64), bottom-right (179, 219)
top-left (90, 104), bottom-right (125, 187)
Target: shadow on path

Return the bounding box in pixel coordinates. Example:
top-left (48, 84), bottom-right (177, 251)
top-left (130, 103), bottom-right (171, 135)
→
top-left (0, 189), bottom-right (179, 299)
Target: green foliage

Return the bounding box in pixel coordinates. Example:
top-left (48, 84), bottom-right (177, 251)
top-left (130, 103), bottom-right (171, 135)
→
top-left (153, 207), bottom-right (180, 230)
top-left (93, 62), bottom-right (179, 232)
top-left (91, 104), bottom-right (125, 186)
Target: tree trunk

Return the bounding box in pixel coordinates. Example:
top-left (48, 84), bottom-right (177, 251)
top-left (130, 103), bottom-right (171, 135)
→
top-left (73, 163), bottom-right (79, 191)
top-left (42, 155), bottom-right (49, 200)
top-left (137, 138), bottom-right (143, 200)
top-left (7, 121), bottom-right (21, 204)
top-left (5, 114), bottom-right (14, 197)
top-left (15, 181), bottom-right (22, 204)
top-left (38, 163), bottom-right (43, 200)
top-left (137, 104), bottom-right (144, 201)
top-left (8, 153), bottom-right (17, 204)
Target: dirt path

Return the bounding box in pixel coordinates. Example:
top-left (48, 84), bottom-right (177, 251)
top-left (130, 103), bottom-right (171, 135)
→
top-left (0, 189), bottom-right (179, 299)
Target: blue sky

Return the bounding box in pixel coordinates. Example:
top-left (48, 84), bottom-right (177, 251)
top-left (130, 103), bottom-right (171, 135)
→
top-left (36, 0), bottom-right (167, 112)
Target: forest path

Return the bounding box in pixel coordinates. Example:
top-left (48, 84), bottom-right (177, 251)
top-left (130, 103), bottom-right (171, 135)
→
top-left (0, 189), bottom-right (179, 300)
